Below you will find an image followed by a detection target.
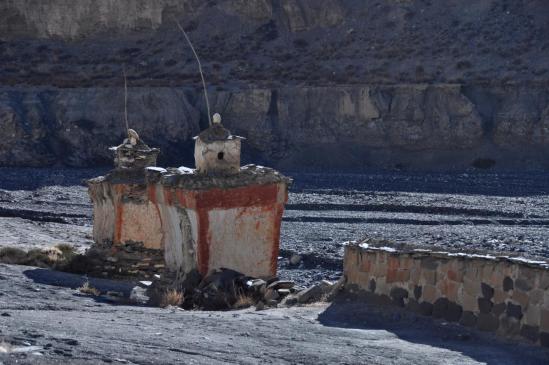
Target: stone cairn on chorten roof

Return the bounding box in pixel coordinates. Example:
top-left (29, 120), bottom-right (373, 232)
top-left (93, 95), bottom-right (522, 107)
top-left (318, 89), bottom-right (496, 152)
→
top-left (110, 128), bottom-right (160, 170)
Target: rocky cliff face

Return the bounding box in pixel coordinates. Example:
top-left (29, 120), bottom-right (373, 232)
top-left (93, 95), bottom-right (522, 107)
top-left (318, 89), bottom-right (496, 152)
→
top-left (3, 84), bottom-right (549, 170)
top-left (1, 0), bottom-right (549, 170)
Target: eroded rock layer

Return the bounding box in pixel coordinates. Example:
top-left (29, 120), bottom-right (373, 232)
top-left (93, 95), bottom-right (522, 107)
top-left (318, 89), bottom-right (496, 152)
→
top-left (1, 0), bottom-right (549, 170)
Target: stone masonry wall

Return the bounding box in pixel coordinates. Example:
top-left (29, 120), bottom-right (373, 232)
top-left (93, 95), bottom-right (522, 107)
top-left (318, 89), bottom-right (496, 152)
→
top-left (85, 241), bottom-right (165, 279)
top-left (344, 243), bottom-right (549, 347)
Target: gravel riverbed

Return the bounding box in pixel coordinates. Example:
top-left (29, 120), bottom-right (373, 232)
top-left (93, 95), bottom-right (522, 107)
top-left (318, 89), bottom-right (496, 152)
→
top-left (1, 168), bottom-right (549, 287)
top-left (1, 168), bottom-right (549, 364)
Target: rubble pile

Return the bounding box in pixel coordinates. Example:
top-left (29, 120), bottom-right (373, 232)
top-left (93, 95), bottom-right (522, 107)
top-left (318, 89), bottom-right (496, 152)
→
top-left (145, 268), bottom-right (343, 310)
top-left (80, 241), bottom-right (165, 279)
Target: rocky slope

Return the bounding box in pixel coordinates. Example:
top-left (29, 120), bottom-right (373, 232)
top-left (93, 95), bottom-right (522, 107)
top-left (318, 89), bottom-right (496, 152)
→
top-left (1, 0), bottom-right (549, 170)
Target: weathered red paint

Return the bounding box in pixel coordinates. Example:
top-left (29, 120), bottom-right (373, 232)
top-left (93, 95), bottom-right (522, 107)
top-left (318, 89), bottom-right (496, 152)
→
top-left (196, 208), bottom-right (210, 275)
top-left (148, 185), bottom-right (164, 242)
top-left (137, 183), bottom-right (287, 276)
top-left (147, 185), bottom-right (157, 205)
top-left (271, 202), bottom-right (285, 275)
top-left (114, 184), bottom-right (126, 244)
top-left (163, 188), bottom-right (174, 206)
top-left (175, 190), bottom-right (189, 207)
top-left (235, 206), bottom-right (249, 220)
top-left (165, 184), bottom-right (286, 276)
top-left (196, 184), bottom-right (279, 209)
top-left (163, 184), bottom-right (279, 210)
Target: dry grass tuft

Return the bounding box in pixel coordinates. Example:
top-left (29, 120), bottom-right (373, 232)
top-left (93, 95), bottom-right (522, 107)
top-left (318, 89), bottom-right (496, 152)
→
top-left (0, 244), bottom-right (78, 269)
top-left (0, 247), bottom-right (28, 264)
top-left (54, 243), bottom-right (77, 259)
top-left (42, 246), bottom-right (63, 262)
top-left (232, 293), bottom-right (255, 309)
top-left (160, 289), bottom-right (184, 308)
top-left (78, 281), bottom-right (101, 296)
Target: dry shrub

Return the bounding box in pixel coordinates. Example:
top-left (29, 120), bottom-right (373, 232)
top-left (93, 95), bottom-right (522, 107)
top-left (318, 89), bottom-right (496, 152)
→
top-left (78, 281), bottom-right (101, 296)
top-left (25, 248), bottom-right (55, 267)
top-left (55, 243), bottom-right (76, 258)
top-left (0, 247), bottom-right (53, 267)
top-left (0, 247), bottom-right (28, 264)
top-left (0, 244), bottom-right (77, 268)
top-left (160, 289), bottom-right (184, 308)
top-left (42, 246), bottom-right (63, 262)
top-left (232, 293), bottom-right (255, 309)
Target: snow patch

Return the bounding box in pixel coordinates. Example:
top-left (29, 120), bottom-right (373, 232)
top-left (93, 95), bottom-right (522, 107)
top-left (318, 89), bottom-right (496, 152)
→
top-left (177, 166), bottom-right (195, 174)
top-left (146, 167), bottom-right (167, 173)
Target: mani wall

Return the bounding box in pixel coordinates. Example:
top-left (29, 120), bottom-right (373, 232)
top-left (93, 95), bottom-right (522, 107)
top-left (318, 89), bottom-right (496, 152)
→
top-left (344, 243), bottom-right (549, 348)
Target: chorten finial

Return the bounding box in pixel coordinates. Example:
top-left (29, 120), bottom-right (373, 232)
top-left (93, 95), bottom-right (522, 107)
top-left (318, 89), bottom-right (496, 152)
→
top-left (127, 128), bottom-right (139, 146)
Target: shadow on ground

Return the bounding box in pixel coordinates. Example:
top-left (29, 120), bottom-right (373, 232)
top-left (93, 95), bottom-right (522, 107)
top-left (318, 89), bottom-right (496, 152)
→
top-left (23, 268), bottom-right (137, 301)
top-left (318, 298), bottom-right (549, 365)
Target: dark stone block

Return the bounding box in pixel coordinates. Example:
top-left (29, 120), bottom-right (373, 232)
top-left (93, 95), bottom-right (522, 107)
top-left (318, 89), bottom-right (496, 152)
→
top-left (390, 287), bottom-right (408, 307)
top-left (460, 311), bottom-right (477, 327)
top-left (407, 298), bottom-right (420, 313)
top-left (481, 282), bottom-right (494, 299)
top-left (369, 278), bottom-right (376, 293)
top-left (362, 291), bottom-right (379, 304)
top-left (420, 257), bottom-right (439, 270)
top-left (390, 287), bottom-right (408, 299)
top-left (432, 297), bottom-right (449, 319)
top-left (372, 294), bottom-right (393, 306)
top-left (500, 316), bottom-right (521, 336)
top-left (477, 313), bottom-right (499, 332)
top-left (506, 302), bottom-right (523, 320)
top-left (445, 302), bottom-right (463, 322)
top-left (520, 325), bottom-right (539, 343)
top-left (419, 301), bottom-right (433, 316)
top-left (477, 298), bottom-right (493, 314)
top-left (391, 297), bottom-right (405, 307)
top-left (503, 276), bottom-right (514, 292)
top-left (413, 285), bottom-right (422, 300)
top-left (540, 332), bottom-right (549, 348)
top-left (492, 302), bottom-right (506, 316)
top-left (515, 278), bottom-right (532, 291)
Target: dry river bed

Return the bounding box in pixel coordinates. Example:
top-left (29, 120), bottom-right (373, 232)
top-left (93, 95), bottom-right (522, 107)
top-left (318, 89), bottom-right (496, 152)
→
top-left (1, 168), bottom-right (549, 364)
top-left (1, 168), bottom-right (549, 287)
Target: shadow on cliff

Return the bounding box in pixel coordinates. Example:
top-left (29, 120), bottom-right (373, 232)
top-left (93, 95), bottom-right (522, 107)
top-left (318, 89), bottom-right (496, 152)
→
top-left (317, 298), bottom-right (549, 365)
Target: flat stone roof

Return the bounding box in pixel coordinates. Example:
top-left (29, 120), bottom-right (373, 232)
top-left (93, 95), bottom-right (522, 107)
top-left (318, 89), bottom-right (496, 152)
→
top-left (88, 164), bottom-right (292, 190)
top-left (147, 164), bottom-right (292, 190)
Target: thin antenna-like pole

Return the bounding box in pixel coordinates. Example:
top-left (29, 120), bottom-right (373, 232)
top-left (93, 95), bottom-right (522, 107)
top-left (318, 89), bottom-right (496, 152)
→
top-left (123, 64), bottom-right (129, 132)
top-left (175, 19), bottom-right (212, 125)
